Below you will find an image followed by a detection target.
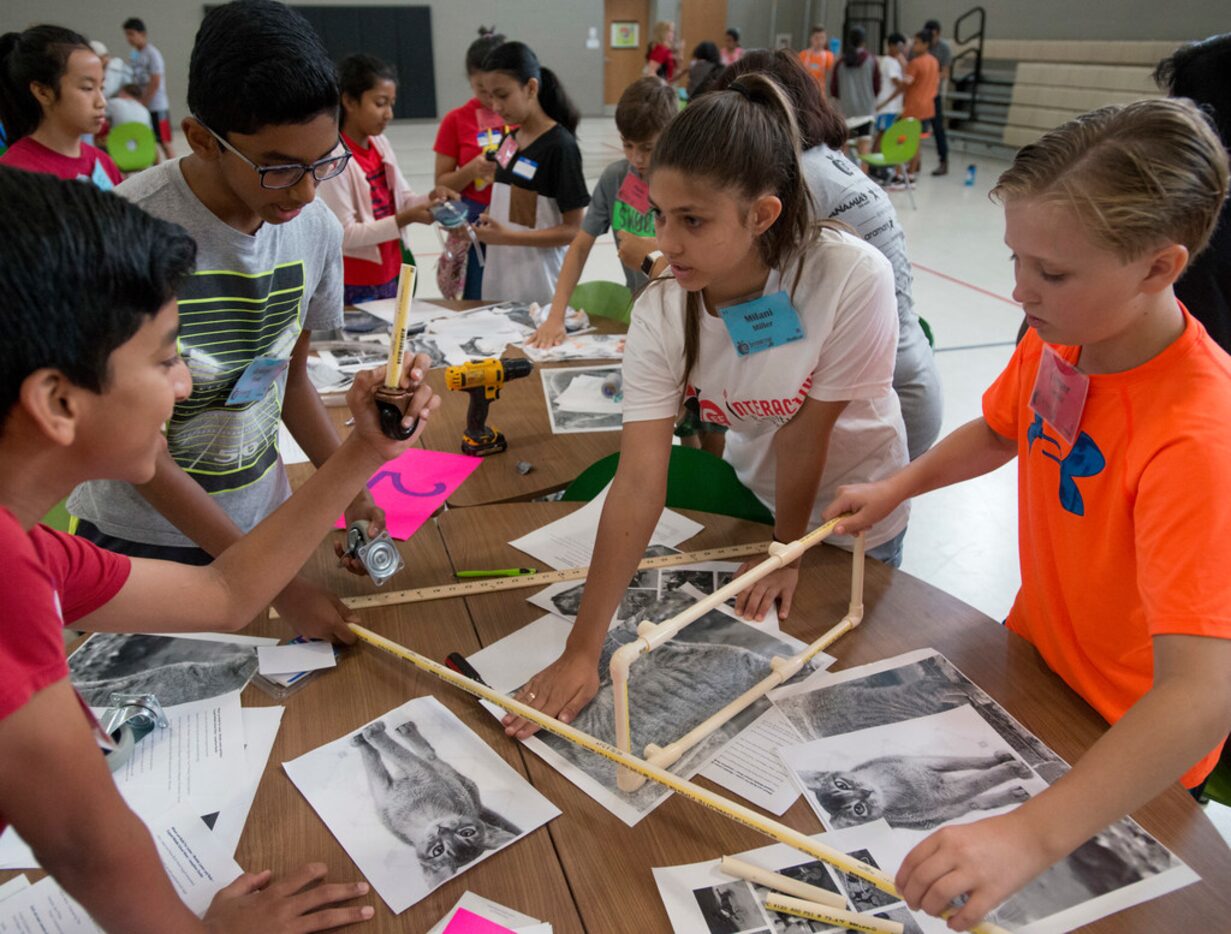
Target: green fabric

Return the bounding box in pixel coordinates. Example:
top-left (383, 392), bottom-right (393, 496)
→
top-left (106, 121), bottom-right (158, 173)
top-left (858, 118), bottom-right (922, 170)
top-left (401, 245), bottom-right (420, 295)
top-left (41, 500), bottom-right (73, 532)
top-left (569, 280), bottom-right (633, 325)
top-left (562, 447), bottom-right (774, 525)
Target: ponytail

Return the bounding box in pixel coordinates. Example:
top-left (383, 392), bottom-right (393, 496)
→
top-left (481, 40), bottom-right (580, 135)
top-left (0, 25), bottom-right (92, 144)
top-left (651, 73), bottom-right (819, 392)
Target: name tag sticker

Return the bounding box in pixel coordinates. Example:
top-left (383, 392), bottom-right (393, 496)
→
top-left (615, 172), bottom-right (651, 214)
top-left (90, 159), bottom-right (115, 192)
top-left (719, 291), bottom-right (804, 356)
top-left (511, 156), bottom-right (539, 181)
top-left (1029, 344), bottom-right (1089, 445)
top-left (227, 356), bottom-right (290, 405)
top-left (495, 134), bottom-right (519, 169)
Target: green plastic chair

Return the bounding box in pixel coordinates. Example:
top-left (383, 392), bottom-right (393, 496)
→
top-left (106, 121), bottom-right (158, 173)
top-left (41, 500), bottom-right (73, 532)
top-left (569, 280), bottom-right (633, 326)
top-left (562, 447), bottom-right (775, 525)
top-left (859, 117), bottom-right (922, 210)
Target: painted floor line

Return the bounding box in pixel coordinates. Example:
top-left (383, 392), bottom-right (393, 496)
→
top-left (911, 261), bottom-right (1020, 307)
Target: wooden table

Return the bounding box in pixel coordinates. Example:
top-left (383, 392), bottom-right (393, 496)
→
top-left (418, 316), bottom-right (628, 508)
top-left (434, 502), bottom-right (1231, 933)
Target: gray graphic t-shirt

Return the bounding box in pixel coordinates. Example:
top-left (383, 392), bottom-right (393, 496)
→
top-left (68, 159), bottom-right (343, 547)
top-left (581, 159), bottom-right (654, 292)
top-left (129, 43), bottom-right (168, 112)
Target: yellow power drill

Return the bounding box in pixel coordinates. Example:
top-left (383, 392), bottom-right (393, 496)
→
top-left (444, 357), bottom-right (534, 456)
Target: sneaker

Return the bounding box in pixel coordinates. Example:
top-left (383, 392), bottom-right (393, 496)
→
top-left (931, 162), bottom-right (949, 177)
top-left (885, 179), bottom-right (908, 191)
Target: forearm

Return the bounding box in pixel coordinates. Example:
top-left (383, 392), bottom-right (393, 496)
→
top-left (772, 423), bottom-right (832, 545)
top-left (546, 234), bottom-right (595, 321)
top-left (437, 160), bottom-right (479, 192)
top-left (134, 447), bottom-right (245, 557)
top-left (502, 222), bottom-right (581, 249)
top-left (890, 416), bottom-right (1015, 500)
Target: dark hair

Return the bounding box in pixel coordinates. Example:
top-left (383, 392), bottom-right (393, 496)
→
top-left (811, 24), bottom-right (827, 35)
top-left (120, 82), bottom-right (143, 98)
top-left (710, 49), bottom-right (847, 150)
top-left (726, 28), bottom-right (741, 42)
top-left (466, 29), bottom-right (505, 75)
top-left (339, 53), bottom-right (396, 104)
top-left (924, 19), bottom-right (942, 33)
top-left (615, 76), bottom-right (676, 141)
top-left (651, 74), bottom-right (815, 389)
top-left (0, 25), bottom-right (92, 143)
top-left (481, 41), bottom-right (580, 135)
top-left (692, 41), bottom-right (721, 66)
top-left (843, 26), bottom-right (866, 67)
top-left (122, 17), bottom-right (146, 33)
top-left (0, 167), bottom-right (197, 426)
top-left (188, 0), bottom-right (338, 137)
top-left (1154, 33), bottom-right (1231, 147)
top-left (918, 29), bottom-right (935, 45)
top-left (887, 32), bottom-right (907, 46)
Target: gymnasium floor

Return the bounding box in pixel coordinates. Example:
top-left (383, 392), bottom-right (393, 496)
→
top-left (379, 115), bottom-right (1231, 846)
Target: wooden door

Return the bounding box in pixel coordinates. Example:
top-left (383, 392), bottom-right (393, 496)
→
top-left (679, 0), bottom-right (727, 58)
top-left (604, 0), bottom-right (649, 105)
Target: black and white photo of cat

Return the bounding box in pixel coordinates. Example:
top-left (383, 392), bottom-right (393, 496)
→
top-left (691, 880), bottom-right (765, 934)
top-left (284, 696), bottom-right (560, 914)
top-left (69, 632), bottom-right (258, 706)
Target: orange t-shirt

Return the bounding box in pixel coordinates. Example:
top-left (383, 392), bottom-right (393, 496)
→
top-left (901, 54), bottom-right (939, 120)
top-left (799, 48), bottom-right (834, 88)
top-left (983, 309), bottom-right (1231, 788)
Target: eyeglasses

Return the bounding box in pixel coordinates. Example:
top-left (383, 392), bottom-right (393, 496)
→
top-left (196, 118), bottom-right (351, 190)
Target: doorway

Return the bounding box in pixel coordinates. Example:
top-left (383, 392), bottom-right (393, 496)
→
top-left (604, 0), bottom-right (649, 107)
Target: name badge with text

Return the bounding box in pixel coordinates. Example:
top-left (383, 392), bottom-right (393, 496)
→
top-left (227, 356), bottom-right (290, 406)
top-left (719, 290), bottom-right (804, 356)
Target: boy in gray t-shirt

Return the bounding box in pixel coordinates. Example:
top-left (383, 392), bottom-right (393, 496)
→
top-left (528, 77), bottom-right (677, 347)
top-left (72, 2), bottom-right (376, 642)
top-left (122, 17), bottom-right (173, 160)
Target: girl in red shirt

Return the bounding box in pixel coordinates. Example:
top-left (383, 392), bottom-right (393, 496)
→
top-left (645, 21), bottom-right (678, 81)
top-left (0, 25), bottom-right (121, 188)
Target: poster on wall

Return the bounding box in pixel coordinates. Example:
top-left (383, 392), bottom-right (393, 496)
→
top-left (611, 22), bottom-right (640, 49)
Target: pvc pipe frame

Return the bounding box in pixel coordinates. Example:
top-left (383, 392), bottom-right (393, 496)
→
top-left (348, 623), bottom-right (1011, 934)
top-left (610, 517), bottom-right (866, 793)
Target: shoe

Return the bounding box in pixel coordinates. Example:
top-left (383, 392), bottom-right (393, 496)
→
top-left (931, 162), bottom-right (949, 177)
top-left (885, 180), bottom-right (908, 191)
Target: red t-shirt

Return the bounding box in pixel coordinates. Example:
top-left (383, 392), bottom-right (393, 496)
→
top-left (0, 509), bottom-right (131, 831)
top-left (0, 137), bottom-right (122, 189)
top-left (647, 43), bottom-right (677, 81)
top-left (983, 310), bottom-right (1231, 787)
top-left (433, 98), bottom-right (508, 206)
top-left (340, 132), bottom-right (402, 288)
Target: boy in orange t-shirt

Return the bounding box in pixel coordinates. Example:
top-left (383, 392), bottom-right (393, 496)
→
top-left (825, 99), bottom-right (1231, 930)
top-left (799, 25), bottom-right (834, 93)
top-left (900, 31), bottom-right (939, 175)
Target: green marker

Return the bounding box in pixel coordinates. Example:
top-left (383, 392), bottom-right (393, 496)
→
top-left (455, 568), bottom-right (538, 578)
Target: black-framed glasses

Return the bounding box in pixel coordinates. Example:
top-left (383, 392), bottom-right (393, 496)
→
top-left (196, 118), bottom-right (351, 190)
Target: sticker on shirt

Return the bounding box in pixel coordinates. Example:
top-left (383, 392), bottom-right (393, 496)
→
top-left (718, 290), bottom-right (805, 356)
top-left (89, 159), bottom-right (114, 191)
top-left (511, 156), bottom-right (538, 182)
top-left (475, 127), bottom-right (503, 151)
top-left (226, 356), bottom-right (291, 406)
top-left (1028, 344), bottom-right (1089, 445)
top-left (495, 133), bottom-right (519, 169)
top-left (615, 172), bottom-right (650, 214)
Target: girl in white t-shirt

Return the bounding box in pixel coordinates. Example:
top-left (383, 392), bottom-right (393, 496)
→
top-left (501, 73), bottom-right (909, 738)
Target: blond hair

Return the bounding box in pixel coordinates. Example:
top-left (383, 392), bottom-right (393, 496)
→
top-left (992, 98), bottom-right (1229, 261)
top-left (652, 21), bottom-right (674, 45)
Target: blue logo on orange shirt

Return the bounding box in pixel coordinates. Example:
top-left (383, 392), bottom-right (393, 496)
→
top-left (1027, 414), bottom-right (1105, 516)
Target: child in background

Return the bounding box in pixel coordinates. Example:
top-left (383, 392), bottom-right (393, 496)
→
top-left (721, 27), bottom-right (744, 65)
top-left (528, 77), bottom-right (676, 347)
top-left (502, 75), bottom-right (908, 738)
top-left (824, 100), bottom-right (1231, 929)
top-left (899, 30), bottom-right (940, 179)
top-left (875, 32), bottom-right (908, 137)
top-left (0, 26), bottom-right (121, 188)
top-left (101, 83), bottom-right (152, 153)
top-left (474, 41), bottom-right (590, 305)
top-left (0, 166), bottom-right (435, 934)
top-left (321, 53), bottom-right (456, 305)
top-left (715, 49), bottom-right (942, 459)
top-left (830, 26), bottom-right (882, 169)
top-left (69, 0), bottom-right (377, 645)
top-left (682, 41), bottom-right (723, 99)
top-left (644, 21), bottom-right (678, 81)
top-left (433, 30), bottom-right (509, 300)
top-left (798, 25), bottom-right (834, 92)
top-left (121, 17), bottom-right (174, 160)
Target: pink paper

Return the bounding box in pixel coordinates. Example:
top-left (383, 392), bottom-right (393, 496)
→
top-left (442, 908), bottom-right (517, 934)
top-left (335, 447), bottom-right (480, 540)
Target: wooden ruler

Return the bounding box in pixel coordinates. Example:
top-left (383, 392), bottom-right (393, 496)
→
top-left (270, 540), bottom-right (773, 617)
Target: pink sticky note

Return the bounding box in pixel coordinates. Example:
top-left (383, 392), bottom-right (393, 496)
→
top-left (335, 448), bottom-right (480, 540)
top-left (442, 908), bottom-right (517, 934)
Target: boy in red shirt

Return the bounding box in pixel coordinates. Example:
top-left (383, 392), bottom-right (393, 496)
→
top-left (825, 99), bottom-right (1231, 929)
top-left (0, 167), bottom-right (437, 931)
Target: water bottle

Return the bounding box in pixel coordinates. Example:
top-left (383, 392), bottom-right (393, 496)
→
top-left (965, 164), bottom-right (977, 187)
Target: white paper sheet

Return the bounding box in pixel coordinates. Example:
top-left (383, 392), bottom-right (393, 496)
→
top-left (0, 876), bottom-right (28, 903)
top-left (0, 805), bottom-right (242, 932)
top-left (521, 333), bottom-right (625, 363)
top-left (284, 696), bottom-right (560, 915)
top-left (652, 819), bottom-right (944, 934)
top-left (508, 484), bottom-right (704, 569)
top-left (426, 891), bottom-right (550, 934)
top-left (277, 422), bottom-right (310, 465)
top-left (698, 705), bottom-right (812, 816)
top-left (106, 690), bottom-right (247, 821)
top-left (210, 705), bottom-right (284, 857)
top-left (353, 297), bottom-right (453, 328)
top-left (257, 642), bottom-right (336, 675)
